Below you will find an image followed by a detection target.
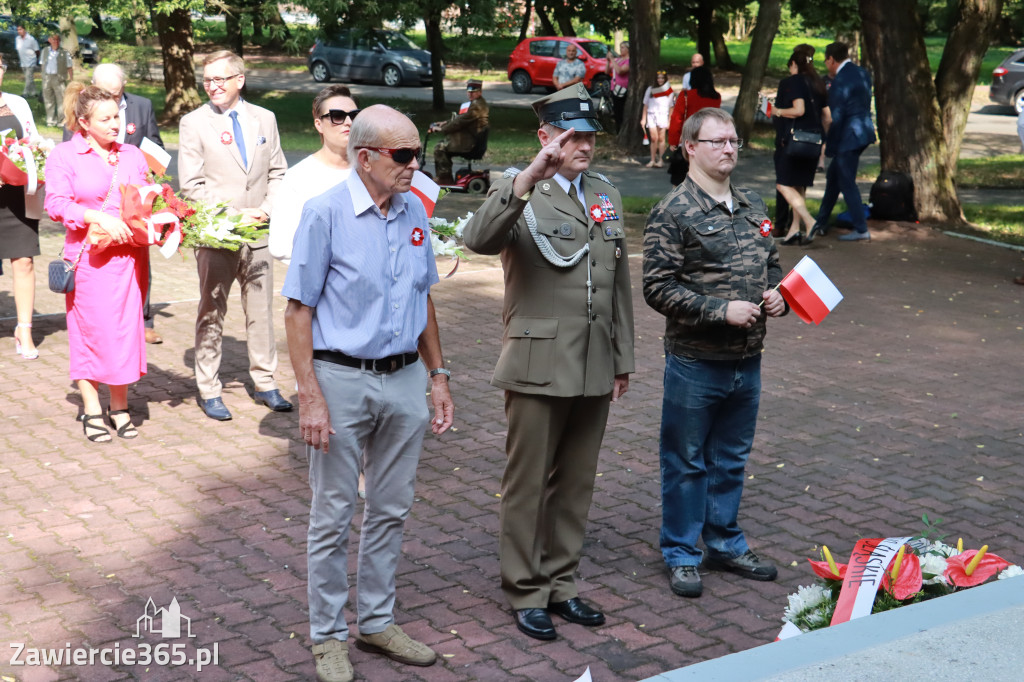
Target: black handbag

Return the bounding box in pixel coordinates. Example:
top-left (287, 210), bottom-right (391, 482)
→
top-left (46, 159), bottom-right (119, 294)
top-left (48, 247), bottom-right (84, 293)
top-left (785, 129), bottom-right (823, 159)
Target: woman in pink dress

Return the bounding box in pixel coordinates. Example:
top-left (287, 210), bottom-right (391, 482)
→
top-left (45, 84), bottom-right (150, 442)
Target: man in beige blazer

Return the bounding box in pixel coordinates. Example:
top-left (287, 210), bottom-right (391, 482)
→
top-left (462, 85), bottom-right (635, 641)
top-left (179, 50), bottom-right (290, 421)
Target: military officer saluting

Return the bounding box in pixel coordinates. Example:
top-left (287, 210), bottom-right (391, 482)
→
top-left (463, 84), bottom-right (635, 641)
top-left (429, 78), bottom-right (489, 185)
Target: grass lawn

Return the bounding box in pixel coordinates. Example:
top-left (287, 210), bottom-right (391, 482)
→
top-left (860, 155), bottom-right (1024, 189)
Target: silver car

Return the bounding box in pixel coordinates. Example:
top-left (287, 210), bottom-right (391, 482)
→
top-left (307, 29), bottom-right (443, 87)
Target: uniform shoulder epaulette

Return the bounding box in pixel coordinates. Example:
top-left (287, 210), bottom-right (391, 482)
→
top-left (584, 169), bottom-right (615, 188)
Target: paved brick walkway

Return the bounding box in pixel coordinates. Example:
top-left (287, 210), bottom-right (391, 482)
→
top-left (1, 205), bottom-right (1023, 681)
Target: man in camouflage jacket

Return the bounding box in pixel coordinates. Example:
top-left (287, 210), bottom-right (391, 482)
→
top-left (643, 108), bottom-right (787, 600)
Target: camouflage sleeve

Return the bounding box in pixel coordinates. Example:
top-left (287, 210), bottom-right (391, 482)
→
top-left (642, 199), bottom-right (728, 327)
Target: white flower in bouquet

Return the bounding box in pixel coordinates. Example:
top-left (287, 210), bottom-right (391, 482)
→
top-left (783, 584), bottom-right (831, 622)
top-left (453, 211), bottom-right (473, 239)
top-left (926, 541), bottom-right (957, 558)
top-left (38, 137), bottom-right (55, 152)
top-left (919, 552), bottom-right (949, 585)
top-left (429, 232), bottom-right (458, 258)
top-left (998, 565), bottom-right (1024, 580)
top-left (201, 215), bottom-right (242, 242)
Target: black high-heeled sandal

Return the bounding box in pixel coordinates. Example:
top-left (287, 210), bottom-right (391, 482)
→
top-left (108, 408), bottom-right (138, 439)
top-left (82, 414), bottom-right (111, 443)
top-left (779, 232), bottom-right (803, 246)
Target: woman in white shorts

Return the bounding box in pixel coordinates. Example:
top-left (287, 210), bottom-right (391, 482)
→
top-left (641, 70), bottom-right (673, 168)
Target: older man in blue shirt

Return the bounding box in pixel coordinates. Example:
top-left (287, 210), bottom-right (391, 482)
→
top-left (283, 104), bottom-right (454, 682)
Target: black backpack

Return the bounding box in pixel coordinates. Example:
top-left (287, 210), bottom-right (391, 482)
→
top-left (869, 171), bottom-right (917, 222)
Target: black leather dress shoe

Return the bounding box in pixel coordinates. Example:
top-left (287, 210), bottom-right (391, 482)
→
top-left (514, 608), bottom-right (556, 640)
top-left (548, 598), bottom-right (605, 626)
top-left (254, 389), bottom-right (293, 412)
top-left (199, 397), bottom-right (232, 421)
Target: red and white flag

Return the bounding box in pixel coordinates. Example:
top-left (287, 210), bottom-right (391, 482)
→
top-left (779, 256), bottom-right (843, 325)
top-left (759, 93), bottom-right (773, 118)
top-left (651, 82), bottom-right (673, 98)
top-left (140, 137), bottom-right (171, 176)
top-left (410, 170), bottom-right (441, 217)
top-left (459, 101), bottom-right (471, 114)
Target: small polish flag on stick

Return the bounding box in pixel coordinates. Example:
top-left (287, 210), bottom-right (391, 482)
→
top-left (140, 137), bottom-right (171, 176)
top-left (759, 93), bottom-right (772, 118)
top-left (779, 255), bottom-right (843, 324)
top-left (410, 170), bottom-right (441, 217)
top-left (459, 101), bottom-right (471, 114)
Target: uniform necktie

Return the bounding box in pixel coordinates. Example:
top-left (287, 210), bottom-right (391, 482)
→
top-left (567, 181), bottom-right (584, 214)
top-left (229, 111), bottom-right (247, 168)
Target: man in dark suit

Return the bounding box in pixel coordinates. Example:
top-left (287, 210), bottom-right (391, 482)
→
top-left (179, 50), bottom-right (290, 421)
top-left (807, 41), bottom-right (876, 243)
top-left (65, 64), bottom-right (167, 343)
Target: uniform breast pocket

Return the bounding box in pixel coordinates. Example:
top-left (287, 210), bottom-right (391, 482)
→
top-left (494, 317), bottom-right (558, 386)
top-left (691, 218), bottom-right (734, 266)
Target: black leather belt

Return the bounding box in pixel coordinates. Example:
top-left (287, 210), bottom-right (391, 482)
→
top-left (313, 349), bottom-right (419, 373)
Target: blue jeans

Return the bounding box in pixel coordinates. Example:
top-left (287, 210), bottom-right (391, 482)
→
top-left (660, 353), bottom-right (761, 567)
top-left (817, 147), bottom-right (868, 233)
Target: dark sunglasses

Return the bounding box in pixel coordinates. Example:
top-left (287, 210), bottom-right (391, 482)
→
top-left (356, 146), bottom-right (420, 165)
top-left (318, 109), bottom-right (360, 125)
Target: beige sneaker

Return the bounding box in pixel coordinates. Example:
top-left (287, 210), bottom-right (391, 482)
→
top-left (355, 623), bottom-right (437, 667)
top-left (312, 639), bottom-right (353, 682)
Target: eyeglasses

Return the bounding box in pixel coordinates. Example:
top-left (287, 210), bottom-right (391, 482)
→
top-left (696, 138), bottom-right (744, 150)
top-left (318, 109), bottom-right (360, 125)
top-left (356, 146), bottom-right (421, 165)
top-left (202, 74), bottom-right (242, 88)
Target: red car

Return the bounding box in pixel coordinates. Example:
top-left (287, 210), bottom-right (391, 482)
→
top-left (507, 37), bottom-right (613, 94)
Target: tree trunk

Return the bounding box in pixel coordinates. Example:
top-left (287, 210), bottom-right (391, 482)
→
top-left (88, 2), bottom-right (108, 38)
top-left (260, 0), bottom-right (290, 49)
top-left (617, 0), bottom-right (661, 149)
top-left (425, 13), bottom-right (446, 111)
top-left (732, 0), bottom-right (780, 143)
top-left (156, 8), bottom-right (202, 124)
top-left (935, 0), bottom-right (1003, 186)
top-left (552, 4), bottom-right (576, 36)
top-left (695, 0), bottom-right (713, 64)
top-left (860, 0), bottom-right (960, 223)
top-left (132, 0), bottom-right (148, 47)
top-left (518, 0), bottom-right (533, 42)
top-left (58, 18), bottom-right (82, 73)
top-left (224, 7), bottom-right (244, 56)
top-left (535, 4), bottom-right (556, 36)
top-left (710, 11), bottom-right (735, 70)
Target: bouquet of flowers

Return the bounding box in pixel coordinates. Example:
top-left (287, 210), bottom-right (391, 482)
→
top-left (88, 183), bottom-right (268, 255)
top-left (780, 516), bottom-right (1022, 637)
top-left (0, 131), bottom-right (53, 191)
top-left (428, 210), bottom-right (470, 277)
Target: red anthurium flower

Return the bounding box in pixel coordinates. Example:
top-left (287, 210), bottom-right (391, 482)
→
top-left (882, 552), bottom-right (922, 600)
top-left (944, 549), bottom-right (1011, 588)
top-left (808, 558), bottom-right (847, 581)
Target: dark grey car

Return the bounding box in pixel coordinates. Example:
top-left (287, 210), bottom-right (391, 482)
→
top-left (307, 29), bottom-right (442, 87)
top-left (990, 48), bottom-right (1024, 114)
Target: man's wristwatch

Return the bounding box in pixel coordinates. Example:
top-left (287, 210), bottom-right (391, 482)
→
top-left (429, 368), bottom-right (451, 380)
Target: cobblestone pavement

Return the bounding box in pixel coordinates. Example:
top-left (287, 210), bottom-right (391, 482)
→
top-left (1, 203), bottom-right (1023, 681)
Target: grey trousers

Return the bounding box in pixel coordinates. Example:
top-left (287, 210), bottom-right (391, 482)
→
top-left (194, 244), bottom-right (278, 399)
top-left (41, 73), bottom-right (65, 125)
top-left (307, 358), bottom-right (429, 642)
top-left (21, 66), bottom-right (35, 97)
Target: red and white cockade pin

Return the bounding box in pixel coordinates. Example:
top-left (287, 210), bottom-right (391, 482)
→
top-left (589, 204), bottom-right (605, 222)
top-left (411, 227), bottom-right (425, 246)
top-left (126, 122), bottom-right (136, 135)
top-left (759, 218), bottom-right (773, 237)
top-left (221, 131), bottom-right (233, 145)
top-left (107, 150), bottom-right (119, 166)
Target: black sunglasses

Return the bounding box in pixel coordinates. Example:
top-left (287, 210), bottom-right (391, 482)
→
top-left (356, 146), bottom-right (420, 165)
top-left (318, 109), bottom-right (361, 125)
